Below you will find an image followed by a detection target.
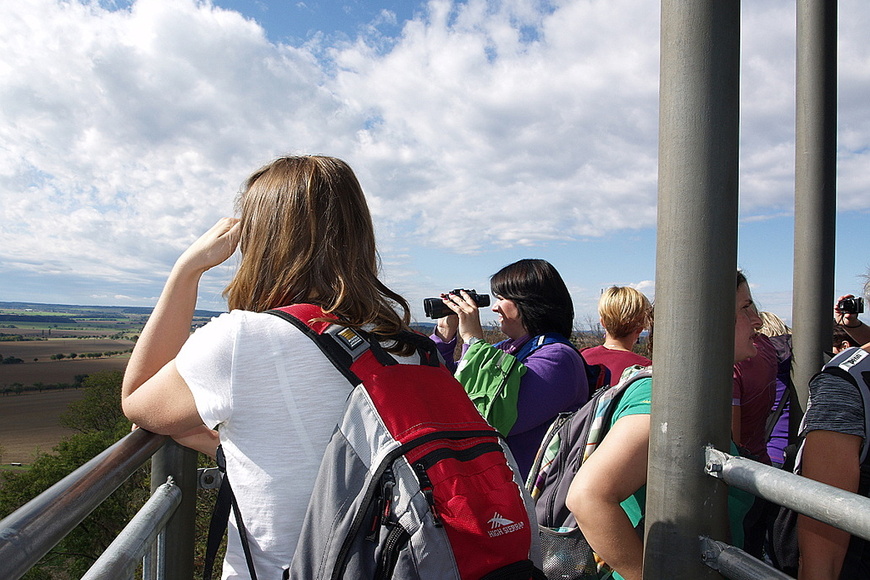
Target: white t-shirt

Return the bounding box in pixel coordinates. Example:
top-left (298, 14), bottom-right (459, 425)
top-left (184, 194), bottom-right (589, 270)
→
top-left (176, 310), bottom-right (349, 580)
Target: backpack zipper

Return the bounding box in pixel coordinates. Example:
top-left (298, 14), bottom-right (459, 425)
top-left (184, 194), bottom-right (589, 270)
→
top-left (374, 524), bottom-right (411, 579)
top-left (331, 430), bottom-right (498, 580)
top-left (413, 463), bottom-right (442, 527)
top-left (366, 467), bottom-right (396, 543)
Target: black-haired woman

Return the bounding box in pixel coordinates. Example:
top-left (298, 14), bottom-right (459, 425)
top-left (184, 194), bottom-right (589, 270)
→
top-left (432, 258), bottom-right (589, 478)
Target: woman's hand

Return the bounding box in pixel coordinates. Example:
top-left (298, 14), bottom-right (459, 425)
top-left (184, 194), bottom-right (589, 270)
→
top-left (435, 312), bottom-right (459, 342)
top-left (176, 217), bottom-right (241, 276)
top-left (834, 294), bottom-right (860, 328)
top-left (442, 290), bottom-right (485, 343)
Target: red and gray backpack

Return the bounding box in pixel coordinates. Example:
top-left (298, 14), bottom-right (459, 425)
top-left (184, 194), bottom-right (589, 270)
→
top-left (205, 304), bottom-right (544, 580)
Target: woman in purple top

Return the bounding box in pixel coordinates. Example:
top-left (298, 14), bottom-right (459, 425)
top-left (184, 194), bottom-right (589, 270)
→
top-left (758, 311), bottom-right (793, 468)
top-left (430, 259), bottom-right (589, 478)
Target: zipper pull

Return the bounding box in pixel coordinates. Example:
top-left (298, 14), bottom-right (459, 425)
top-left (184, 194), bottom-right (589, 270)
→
top-left (367, 468), bottom-right (396, 542)
top-left (382, 468), bottom-right (396, 522)
top-left (414, 463), bottom-right (442, 528)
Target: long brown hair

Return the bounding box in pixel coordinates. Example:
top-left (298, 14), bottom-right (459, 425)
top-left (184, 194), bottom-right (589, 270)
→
top-left (224, 156), bottom-right (412, 348)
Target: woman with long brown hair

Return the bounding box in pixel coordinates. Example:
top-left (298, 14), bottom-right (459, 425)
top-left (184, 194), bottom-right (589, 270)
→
top-left (121, 156), bottom-right (416, 578)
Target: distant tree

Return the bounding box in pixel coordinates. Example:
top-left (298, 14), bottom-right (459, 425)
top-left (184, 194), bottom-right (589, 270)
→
top-left (69, 353), bottom-right (77, 359)
top-left (61, 372), bottom-right (126, 434)
top-left (0, 371), bottom-right (147, 580)
top-left (54, 353), bottom-right (65, 360)
top-left (0, 369), bottom-right (224, 578)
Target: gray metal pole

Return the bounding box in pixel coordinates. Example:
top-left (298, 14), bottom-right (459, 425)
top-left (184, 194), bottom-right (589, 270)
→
top-left (705, 447), bottom-right (870, 542)
top-left (791, 0), bottom-right (837, 416)
top-left (149, 440), bottom-right (198, 580)
top-left (699, 537), bottom-right (793, 580)
top-left (81, 478), bottom-right (182, 580)
top-left (646, 2), bottom-right (741, 578)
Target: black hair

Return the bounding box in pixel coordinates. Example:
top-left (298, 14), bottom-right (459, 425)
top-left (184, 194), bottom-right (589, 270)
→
top-left (490, 259), bottom-right (574, 338)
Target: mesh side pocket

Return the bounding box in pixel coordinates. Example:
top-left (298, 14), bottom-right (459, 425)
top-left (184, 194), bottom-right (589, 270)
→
top-left (538, 525), bottom-right (602, 580)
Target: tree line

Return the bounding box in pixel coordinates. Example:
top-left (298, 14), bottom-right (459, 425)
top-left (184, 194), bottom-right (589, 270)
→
top-left (0, 371), bottom-right (222, 578)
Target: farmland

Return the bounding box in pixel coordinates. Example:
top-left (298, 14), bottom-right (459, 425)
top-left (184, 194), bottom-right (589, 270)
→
top-left (0, 389), bottom-right (87, 464)
top-left (0, 301), bottom-right (221, 464)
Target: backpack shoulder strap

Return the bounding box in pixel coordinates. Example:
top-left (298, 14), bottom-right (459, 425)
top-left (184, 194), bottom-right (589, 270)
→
top-left (764, 375), bottom-right (792, 442)
top-left (584, 366), bottom-right (652, 453)
top-left (203, 445), bottom-right (259, 580)
top-left (514, 333), bottom-right (573, 362)
top-left (268, 305), bottom-right (372, 385)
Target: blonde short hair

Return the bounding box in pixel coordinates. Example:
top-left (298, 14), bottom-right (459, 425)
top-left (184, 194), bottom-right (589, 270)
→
top-left (598, 286), bottom-right (652, 339)
top-left (759, 311), bottom-right (790, 337)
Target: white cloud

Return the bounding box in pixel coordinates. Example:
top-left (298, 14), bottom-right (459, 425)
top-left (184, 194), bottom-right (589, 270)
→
top-left (1, 0), bottom-right (868, 312)
top-left (334, 0), bottom-right (661, 251)
top-left (0, 0), bottom-right (355, 282)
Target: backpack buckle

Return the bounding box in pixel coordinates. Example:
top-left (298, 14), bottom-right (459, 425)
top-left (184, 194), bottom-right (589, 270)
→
top-left (324, 324), bottom-right (371, 362)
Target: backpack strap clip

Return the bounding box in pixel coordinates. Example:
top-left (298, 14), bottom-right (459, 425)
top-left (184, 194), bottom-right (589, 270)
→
top-left (323, 323), bottom-right (371, 362)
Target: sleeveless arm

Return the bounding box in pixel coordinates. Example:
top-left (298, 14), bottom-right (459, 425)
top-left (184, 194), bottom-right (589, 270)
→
top-left (798, 429), bottom-right (861, 580)
top-left (567, 413), bottom-right (650, 580)
top-left (798, 372), bottom-right (865, 579)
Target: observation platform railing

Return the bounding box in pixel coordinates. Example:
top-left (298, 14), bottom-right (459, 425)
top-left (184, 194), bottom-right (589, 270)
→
top-left (700, 446), bottom-right (870, 579)
top-left (0, 429), bottom-right (198, 580)
top-left (2, 422), bottom-right (870, 579)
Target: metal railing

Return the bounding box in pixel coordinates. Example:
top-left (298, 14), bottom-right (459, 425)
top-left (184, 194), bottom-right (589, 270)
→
top-left (0, 429), bottom-right (197, 580)
top-left (699, 537), bottom-right (792, 580)
top-left (701, 446), bottom-right (870, 579)
top-left (82, 477), bottom-right (181, 580)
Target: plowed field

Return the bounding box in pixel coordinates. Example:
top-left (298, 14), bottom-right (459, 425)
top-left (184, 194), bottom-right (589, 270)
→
top-left (0, 389), bottom-right (87, 464)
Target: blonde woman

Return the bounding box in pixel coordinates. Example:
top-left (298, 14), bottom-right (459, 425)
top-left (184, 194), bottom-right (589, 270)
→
top-left (121, 156), bottom-right (418, 579)
top-left (582, 286), bottom-right (652, 382)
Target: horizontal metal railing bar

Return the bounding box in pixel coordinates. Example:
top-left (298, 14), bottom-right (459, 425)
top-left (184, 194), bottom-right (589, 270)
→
top-left (705, 446), bottom-right (870, 542)
top-left (81, 477), bottom-right (181, 580)
top-left (0, 429), bottom-right (168, 580)
top-left (699, 536), bottom-right (792, 580)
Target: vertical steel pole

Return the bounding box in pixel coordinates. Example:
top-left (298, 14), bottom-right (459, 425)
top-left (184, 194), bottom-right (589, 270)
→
top-left (645, 2), bottom-right (741, 577)
top-left (149, 441), bottom-right (198, 580)
top-left (791, 0), bottom-right (837, 418)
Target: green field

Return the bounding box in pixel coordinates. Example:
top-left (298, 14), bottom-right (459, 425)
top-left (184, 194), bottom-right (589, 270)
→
top-left (0, 301), bottom-right (221, 385)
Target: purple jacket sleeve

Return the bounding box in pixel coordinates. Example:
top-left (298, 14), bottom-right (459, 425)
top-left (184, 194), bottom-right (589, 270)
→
top-left (510, 342), bottom-right (589, 435)
top-left (430, 333), bottom-right (460, 374)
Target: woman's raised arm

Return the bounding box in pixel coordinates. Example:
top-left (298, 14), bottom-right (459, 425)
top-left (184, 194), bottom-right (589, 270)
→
top-left (121, 218), bottom-right (239, 438)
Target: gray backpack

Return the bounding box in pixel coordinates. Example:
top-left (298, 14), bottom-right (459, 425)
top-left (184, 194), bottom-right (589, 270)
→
top-left (525, 366), bottom-right (652, 580)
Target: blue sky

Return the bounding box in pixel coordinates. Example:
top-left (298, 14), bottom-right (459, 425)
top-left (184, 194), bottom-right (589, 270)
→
top-left (1, 0), bottom-right (868, 328)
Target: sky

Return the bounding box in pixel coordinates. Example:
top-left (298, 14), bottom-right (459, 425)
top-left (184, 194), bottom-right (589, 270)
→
top-left (1, 0), bottom-right (868, 328)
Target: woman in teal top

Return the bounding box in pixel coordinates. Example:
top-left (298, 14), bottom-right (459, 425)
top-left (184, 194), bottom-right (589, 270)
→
top-left (566, 272), bottom-right (759, 580)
